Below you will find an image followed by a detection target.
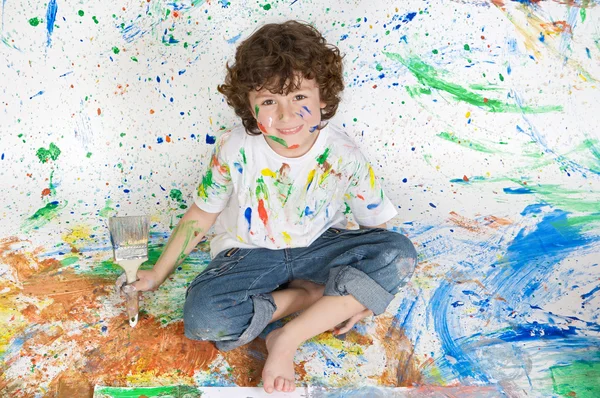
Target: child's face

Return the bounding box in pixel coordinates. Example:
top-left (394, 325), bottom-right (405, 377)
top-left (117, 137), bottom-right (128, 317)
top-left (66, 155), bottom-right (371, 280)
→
top-left (248, 77), bottom-right (327, 157)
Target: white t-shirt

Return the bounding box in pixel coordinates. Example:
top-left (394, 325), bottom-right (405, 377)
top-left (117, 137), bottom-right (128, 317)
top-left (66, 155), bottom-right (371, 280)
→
top-left (194, 124), bottom-right (397, 258)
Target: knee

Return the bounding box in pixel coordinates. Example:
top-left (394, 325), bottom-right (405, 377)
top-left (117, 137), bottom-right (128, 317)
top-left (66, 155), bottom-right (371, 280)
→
top-left (183, 288), bottom-right (235, 341)
top-left (379, 232), bottom-right (417, 291)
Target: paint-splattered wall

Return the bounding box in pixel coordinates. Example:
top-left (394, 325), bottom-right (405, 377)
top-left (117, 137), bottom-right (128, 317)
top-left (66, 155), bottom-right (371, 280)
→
top-left (1, 0), bottom-right (599, 397)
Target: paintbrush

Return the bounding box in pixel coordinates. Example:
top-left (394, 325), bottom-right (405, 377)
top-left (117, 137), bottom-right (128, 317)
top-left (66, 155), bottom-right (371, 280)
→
top-left (108, 215), bottom-right (149, 327)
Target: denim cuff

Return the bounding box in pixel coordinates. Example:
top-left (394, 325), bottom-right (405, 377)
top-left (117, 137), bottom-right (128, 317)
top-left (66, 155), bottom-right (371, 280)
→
top-left (215, 293), bottom-right (276, 351)
top-left (324, 265), bottom-right (395, 316)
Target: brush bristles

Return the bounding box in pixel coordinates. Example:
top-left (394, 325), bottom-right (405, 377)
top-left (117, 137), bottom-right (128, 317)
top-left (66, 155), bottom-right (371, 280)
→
top-left (108, 216), bottom-right (150, 261)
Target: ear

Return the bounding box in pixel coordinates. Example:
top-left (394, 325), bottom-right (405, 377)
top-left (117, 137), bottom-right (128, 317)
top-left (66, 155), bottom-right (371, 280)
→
top-left (320, 100), bottom-right (327, 109)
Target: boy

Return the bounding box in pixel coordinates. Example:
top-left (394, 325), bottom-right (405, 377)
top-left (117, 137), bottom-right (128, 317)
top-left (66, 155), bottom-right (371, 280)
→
top-left (124, 20), bottom-right (417, 394)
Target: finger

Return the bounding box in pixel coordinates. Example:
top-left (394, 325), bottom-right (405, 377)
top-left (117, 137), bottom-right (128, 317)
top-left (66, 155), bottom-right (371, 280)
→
top-left (115, 273), bottom-right (127, 292)
top-left (121, 284), bottom-right (137, 295)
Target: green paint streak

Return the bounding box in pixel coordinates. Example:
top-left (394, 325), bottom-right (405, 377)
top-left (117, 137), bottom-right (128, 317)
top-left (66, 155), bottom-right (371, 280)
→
top-left (112, 46), bottom-right (120, 54)
top-left (469, 84), bottom-right (502, 91)
top-left (514, 183), bottom-right (600, 213)
top-left (29, 17), bottom-right (40, 27)
top-left (92, 16), bottom-right (99, 24)
top-left (551, 213), bottom-right (600, 233)
top-left (197, 169), bottom-right (213, 200)
top-left (36, 143), bottom-right (61, 163)
top-left (499, 73), bottom-right (504, 81)
top-left (383, 52), bottom-right (562, 113)
top-left (99, 199), bottom-right (116, 217)
top-left (343, 202), bottom-right (352, 215)
top-left (49, 169), bottom-right (56, 196)
top-left (464, 44), bottom-right (470, 51)
top-left (316, 148), bottom-right (330, 165)
top-left (94, 384), bottom-right (202, 397)
top-left (78, 10), bottom-right (84, 17)
top-left (254, 105), bottom-right (259, 117)
top-left (550, 361), bottom-right (600, 398)
top-left (437, 132), bottom-right (495, 153)
top-left (130, 56), bottom-right (138, 62)
top-left (255, 176), bottom-right (269, 200)
top-left (240, 148), bottom-right (247, 164)
top-left (580, 7), bottom-right (586, 23)
top-left (266, 135), bottom-right (288, 148)
top-left (60, 256), bottom-right (79, 266)
top-left (21, 201), bottom-right (66, 232)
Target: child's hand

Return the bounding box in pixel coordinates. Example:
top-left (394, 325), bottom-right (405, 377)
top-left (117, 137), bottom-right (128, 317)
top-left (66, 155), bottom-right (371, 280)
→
top-left (115, 269), bottom-right (162, 295)
top-left (331, 309), bottom-right (373, 335)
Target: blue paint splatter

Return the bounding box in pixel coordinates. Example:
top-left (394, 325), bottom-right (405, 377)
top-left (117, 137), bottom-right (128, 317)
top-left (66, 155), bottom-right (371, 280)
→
top-left (244, 207), bottom-right (252, 231)
top-left (157, 137), bottom-right (164, 143)
top-left (227, 33), bottom-right (242, 44)
top-left (234, 162), bottom-right (243, 173)
top-left (45, 0), bottom-right (57, 47)
top-left (367, 202), bottom-right (380, 209)
top-left (205, 134), bottom-right (216, 144)
top-left (340, 34), bottom-right (349, 41)
top-left (29, 91), bottom-right (44, 99)
top-left (302, 106), bottom-right (312, 115)
top-left (586, 48), bottom-right (591, 59)
top-left (504, 187), bottom-right (532, 194)
top-left (429, 203), bottom-right (436, 208)
top-left (157, 76), bottom-right (161, 83)
top-left (304, 206), bottom-right (314, 216)
top-left (309, 125), bottom-right (318, 133)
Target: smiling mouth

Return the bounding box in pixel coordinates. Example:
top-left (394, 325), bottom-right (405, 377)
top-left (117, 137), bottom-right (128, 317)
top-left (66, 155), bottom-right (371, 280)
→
top-left (277, 125), bottom-right (303, 135)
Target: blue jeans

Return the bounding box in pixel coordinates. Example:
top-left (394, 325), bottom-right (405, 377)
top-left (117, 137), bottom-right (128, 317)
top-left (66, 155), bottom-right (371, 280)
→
top-left (183, 228), bottom-right (417, 351)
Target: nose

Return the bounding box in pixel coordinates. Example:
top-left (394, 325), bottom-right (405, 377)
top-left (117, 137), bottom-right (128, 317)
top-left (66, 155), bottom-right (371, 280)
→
top-left (277, 101), bottom-right (298, 123)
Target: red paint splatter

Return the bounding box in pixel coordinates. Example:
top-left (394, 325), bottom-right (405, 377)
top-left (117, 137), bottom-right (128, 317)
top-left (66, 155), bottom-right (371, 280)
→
top-left (288, 144), bottom-right (299, 150)
top-left (41, 188), bottom-right (51, 197)
top-left (97, 108), bottom-right (101, 116)
top-left (257, 122), bottom-right (268, 134)
top-left (357, 194), bottom-right (365, 200)
top-left (173, 11), bottom-right (180, 17)
top-left (483, 98), bottom-right (488, 103)
top-left (165, 135), bottom-right (171, 143)
top-left (258, 199), bottom-right (268, 226)
top-left (463, 175), bottom-right (469, 182)
top-left (150, 109), bottom-right (155, 114)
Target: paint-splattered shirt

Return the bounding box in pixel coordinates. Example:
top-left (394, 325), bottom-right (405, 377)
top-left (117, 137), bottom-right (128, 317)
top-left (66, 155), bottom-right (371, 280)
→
top-left (195, 124), bottom-right (397, 258)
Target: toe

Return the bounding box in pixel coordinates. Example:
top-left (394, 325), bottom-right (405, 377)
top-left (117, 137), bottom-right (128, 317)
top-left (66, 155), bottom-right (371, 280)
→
top-left (275, 377), bottom-right (284, 392)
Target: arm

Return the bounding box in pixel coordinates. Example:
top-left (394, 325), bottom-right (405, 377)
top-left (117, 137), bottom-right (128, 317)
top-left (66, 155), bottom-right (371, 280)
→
top-left (124, 203), bottom-right (220, 292)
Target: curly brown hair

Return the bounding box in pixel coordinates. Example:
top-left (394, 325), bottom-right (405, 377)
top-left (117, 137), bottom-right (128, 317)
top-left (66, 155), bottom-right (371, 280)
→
top-left (217, 20), bottom-right (344, 135)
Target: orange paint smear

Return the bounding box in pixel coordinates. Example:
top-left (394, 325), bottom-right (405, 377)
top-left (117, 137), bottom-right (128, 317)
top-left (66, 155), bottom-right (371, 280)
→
top-left (258, 199), bottom-right (268, 226)
top-left (41, 188), bottom-right (51, 197)
top-left (288, 144), bottom-right (299, 150)
top-left (257, 122), bottom-right (268, 134)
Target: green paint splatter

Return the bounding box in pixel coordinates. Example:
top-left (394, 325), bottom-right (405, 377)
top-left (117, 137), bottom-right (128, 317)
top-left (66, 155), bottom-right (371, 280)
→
top-left (580, 8), bottom-right (587, 23)
top-left (240, 148), bottom-right (247, 164)
top-left (29, 17), bottom-right (40, 27)
top-left (60, 256), bottom-right (79, 266)
top-left (437, 132), bottom-right (494, 153)
top-left (376, 63), bottom-right (383, 71)
top-left (49, 169), bottom-right (56, 196)
top-left (197, 169), bottom-right (214, 200)
top-left (99, 199), bottom-right (116, 217)
top-left (170, 189), bottom-right (188, 209)
top-left (255, 105), bottom-right (259, 117)
top-left (384, 52), bottom-right (562, 113)
top-left (86, 152), bottom-right (92, 158)
top-left (131, 56), bottom-right (138, 62)
top-left (316, 148), bottom-right (330, 165)
top-left (432, 49), bottom-right (438, 54)
top-left (499, 73), bottom-right (504, 81)
top-left (21, 201), bottom-right (66, 232)
top-left (36, 143), bottom-right (61, 163)
top-left (255, 176), bottom-right (269, 200)
top-left (551, 360), bottom-right (600, 398)
top-left (464, 44), bottom-right (470, 51)
top-left (266, 135), bottom-right (288, 148)
top-left (263, 4), bottom-right (271, 10)
top-left (78, 10), bottom-right (84, 17)
top-left (92, 16), bottom-right (99, 24)
top-left (112, 46), bottom-right (120, 54)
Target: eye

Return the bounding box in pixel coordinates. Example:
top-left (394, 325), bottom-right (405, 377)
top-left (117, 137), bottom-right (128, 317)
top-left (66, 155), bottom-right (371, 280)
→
top-left (261, 99), bottom-right (275, 106)
top-left (294, 94), bottom-right (307, 101)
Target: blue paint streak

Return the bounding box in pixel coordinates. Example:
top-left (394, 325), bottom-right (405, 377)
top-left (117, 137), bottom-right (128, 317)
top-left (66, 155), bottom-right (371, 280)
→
top-left (302, 105), bottom-right (312, 115)
top-left (205, 134), bottom-right (216, 144)
top-left (59, 71), bottom-right (73, 77)
top-left (367, 202), bottom-right (380, 209)
top-left (340, 34), bottom-right (348, 41)
top-left (586, 48), bottom-right (591, 59)
top-left (233, 162), bottom-right (243, 173)
top-left (226, 33), bottom-right (242, 44)
top-left (503, 187), bottom-right (532, 194)
top-left (45, 0), bottom-right (57, 47)
top-left (309, 125), bottom-right (318, 133)
top-left (582, 285), bottom-right (600, 301)
top-left (29, 91), bottom-right (44, 99)
top-left (244, 207), bottom-right (252, 231)
top-left (178, 69), bottom-right (186, 75)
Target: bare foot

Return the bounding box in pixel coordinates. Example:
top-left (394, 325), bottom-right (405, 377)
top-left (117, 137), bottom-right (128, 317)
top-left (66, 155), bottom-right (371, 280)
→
top-left (262, 327), bottom-right (298, 393)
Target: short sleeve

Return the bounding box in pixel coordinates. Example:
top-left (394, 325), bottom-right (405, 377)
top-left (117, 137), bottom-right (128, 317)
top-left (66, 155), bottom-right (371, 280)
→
top-left (345, 151), bottom-right (397, 226)
top-left (194, 133), bottom-right (233, 213)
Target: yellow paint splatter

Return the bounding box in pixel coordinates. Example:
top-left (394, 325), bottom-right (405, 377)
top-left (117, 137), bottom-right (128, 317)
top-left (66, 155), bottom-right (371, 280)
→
top-left (62, 225), bottom-right (93, 245)
top-left (261, 168), bottom-right (277, 178)
top-left (282, 231), bottom-right (292, 244)
top-left (305, 169), bottom-right (316, 191)
top-left (368, 165), bottom-right (376, 189)
top-left (237, 235), bottom-right (244, 242)
top-left (465, 111), bottom-right (471, 118)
